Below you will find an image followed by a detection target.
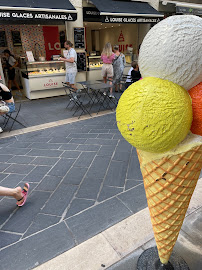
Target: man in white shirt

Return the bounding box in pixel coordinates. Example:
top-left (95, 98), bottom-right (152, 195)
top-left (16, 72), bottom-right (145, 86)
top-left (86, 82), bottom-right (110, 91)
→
top-left (60, 40), bottom-right (77, 90)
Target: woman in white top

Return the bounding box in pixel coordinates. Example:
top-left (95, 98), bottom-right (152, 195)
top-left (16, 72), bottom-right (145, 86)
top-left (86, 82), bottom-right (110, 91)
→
top-left (3, 49), bottom-right (21, 91)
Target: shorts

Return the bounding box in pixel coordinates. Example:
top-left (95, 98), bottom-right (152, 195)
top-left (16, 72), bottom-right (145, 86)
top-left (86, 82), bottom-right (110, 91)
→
top-left (65, 72), bottom-right (77, 85)
top-left (113, 71), bottom-right (124, 83)
top-left (8, 68), bottom-right (15, 80)
top-left (102, 64), bottom-right (113, 78)
top-left (6, 102), bottom-right (15, 113)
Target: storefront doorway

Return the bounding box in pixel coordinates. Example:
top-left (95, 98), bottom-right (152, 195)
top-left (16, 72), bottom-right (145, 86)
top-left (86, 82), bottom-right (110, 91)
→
top-left (0, 0), bottom-right (77, 99)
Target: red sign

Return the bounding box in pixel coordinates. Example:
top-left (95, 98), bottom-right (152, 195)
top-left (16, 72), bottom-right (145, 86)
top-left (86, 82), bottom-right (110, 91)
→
top-left (118, 31), bottom-right (125, 42)
top-left (119, 44), bottom-right (132, 52)
top-left (44, 79), bottom-right (58, 88)
top-left (43, 26), bottom-right (61, 60)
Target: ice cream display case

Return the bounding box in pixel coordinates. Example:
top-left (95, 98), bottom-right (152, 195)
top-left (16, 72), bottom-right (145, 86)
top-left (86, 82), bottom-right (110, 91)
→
top-left (20, 61), bottom-right (66, 99)
top-left (87, 56), bottom-right (102, 70)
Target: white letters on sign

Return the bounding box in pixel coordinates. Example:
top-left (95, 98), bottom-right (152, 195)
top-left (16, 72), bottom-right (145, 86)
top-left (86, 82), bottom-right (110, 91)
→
top-left (48, 43), bottom-right (61, 51)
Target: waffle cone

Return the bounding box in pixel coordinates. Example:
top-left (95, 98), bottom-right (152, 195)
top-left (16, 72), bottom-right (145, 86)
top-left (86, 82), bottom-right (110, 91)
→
top-left (137, 145), bottom-right (202, 264)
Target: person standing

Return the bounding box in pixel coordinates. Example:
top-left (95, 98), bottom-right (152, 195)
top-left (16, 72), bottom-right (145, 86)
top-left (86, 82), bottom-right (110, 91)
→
top-left (3, 49), bottom-right (21, 91)
top-left (101, 42), bottom-right (115, 98)
top-left (59, 40), bottom-right (77, 91)
top-left (113, 45), bottom-right (126, 92)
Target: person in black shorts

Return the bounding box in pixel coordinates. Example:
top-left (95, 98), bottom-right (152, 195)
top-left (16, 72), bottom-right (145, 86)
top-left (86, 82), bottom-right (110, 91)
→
top-left (3, 49), bottom-right (21, 91)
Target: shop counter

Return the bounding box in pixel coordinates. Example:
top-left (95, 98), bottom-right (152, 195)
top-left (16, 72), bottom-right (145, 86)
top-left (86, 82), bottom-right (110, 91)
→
top-left (20, 60), bottom-right (131, 100)
top-left (20, 60), bottom-right (86, 99)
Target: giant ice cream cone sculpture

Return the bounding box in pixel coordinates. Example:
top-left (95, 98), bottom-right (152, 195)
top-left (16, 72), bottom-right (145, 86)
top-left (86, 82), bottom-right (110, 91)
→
top-left (116, 15), bottom-right (202, 266)
top-left (137, 144), bottom-right (202, 264)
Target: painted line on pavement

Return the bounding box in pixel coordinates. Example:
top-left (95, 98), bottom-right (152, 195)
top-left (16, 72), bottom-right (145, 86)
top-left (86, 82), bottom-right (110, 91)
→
top-left (0, 110), bottom-right (113, 139)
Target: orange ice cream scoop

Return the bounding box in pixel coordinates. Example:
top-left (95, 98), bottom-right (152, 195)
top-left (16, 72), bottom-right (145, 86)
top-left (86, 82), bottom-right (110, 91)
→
top-left (188, 82), bottom-right (202, 136)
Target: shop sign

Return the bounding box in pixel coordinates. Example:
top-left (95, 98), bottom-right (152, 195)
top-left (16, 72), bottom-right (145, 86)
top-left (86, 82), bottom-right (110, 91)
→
top-left (118, 31), bottom-right (125, 42)
top-left (44, 79), bottom-right (58, 88)
top-left (48, 43), bottom-right (61, 51)
top-left (176, 6), bottom-right (202, 16)
top-left (43, 26), bottom-right (61, 61)
top-left (83, 7), bottom-right (101, 22)
top-left (102, 16), bottom-right (162, 24)
top-left (0, 10), bottom-right (77, 22)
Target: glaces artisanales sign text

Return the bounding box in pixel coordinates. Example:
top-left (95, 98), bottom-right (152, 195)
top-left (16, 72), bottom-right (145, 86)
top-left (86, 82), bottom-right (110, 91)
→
top-left (0, 10), bottom-right (76, 21)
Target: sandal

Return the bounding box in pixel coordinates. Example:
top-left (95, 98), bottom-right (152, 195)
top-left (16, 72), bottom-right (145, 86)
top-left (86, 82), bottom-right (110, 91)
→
top-left (16, 183), bottom-right (30, 207)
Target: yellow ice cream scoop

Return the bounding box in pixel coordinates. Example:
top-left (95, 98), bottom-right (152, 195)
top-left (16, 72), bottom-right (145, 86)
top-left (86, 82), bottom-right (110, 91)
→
top-left (116, 77), bottom-right (192, 153)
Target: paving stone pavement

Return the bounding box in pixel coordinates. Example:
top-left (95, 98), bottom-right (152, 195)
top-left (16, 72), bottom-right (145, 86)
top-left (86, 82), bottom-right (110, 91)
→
top-left (0, 112), bottom-right (147, 270)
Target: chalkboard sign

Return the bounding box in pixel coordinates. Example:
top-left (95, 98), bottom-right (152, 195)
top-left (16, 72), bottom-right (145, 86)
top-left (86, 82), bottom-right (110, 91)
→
top-left (12, 31), bottom-right (22, 47)
top-left (74, 27), bottom-right (85, 49)
top-left (0, 31), bottom-right (7, 47)
top-left (77, 52), bottom-right (87, 71)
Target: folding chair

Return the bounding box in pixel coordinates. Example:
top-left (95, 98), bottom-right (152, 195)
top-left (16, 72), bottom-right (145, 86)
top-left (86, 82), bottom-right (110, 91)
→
top-left (121, 74), bottom-right (133, 91)
top-left (62, 83), bottom-right (92, 119)
top-left (3, 91), bottom-right (26, 132)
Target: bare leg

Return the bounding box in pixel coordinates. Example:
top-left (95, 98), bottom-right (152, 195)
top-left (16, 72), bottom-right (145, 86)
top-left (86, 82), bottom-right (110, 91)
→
top-left (103, 77), bottom-right (107, 84)
top-left (0, 186), bottom-right (23, 201)
top-left (70, 84), bottom-right (77, 92)
top-left (115, 84), bottom-right (118, 92)
top-left (108, 77), bottom-right (113, 94)
top-left (13, 79), bottom-right (21, 91)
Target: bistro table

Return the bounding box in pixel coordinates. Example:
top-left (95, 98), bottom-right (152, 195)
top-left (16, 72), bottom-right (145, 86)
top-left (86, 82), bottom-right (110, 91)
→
top-left (77, 80), bottom-right (117, 113)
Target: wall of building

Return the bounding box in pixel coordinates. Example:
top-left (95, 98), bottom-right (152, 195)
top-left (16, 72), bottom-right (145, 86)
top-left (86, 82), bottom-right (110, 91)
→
top-left (99, 24), bottom-right (139, 54)
top-left (0, 25), bottom-right (46, 58)
top-left (66, 0), bottom-right (84, 52)
top-left (85, 23), bottom-right (151, 56)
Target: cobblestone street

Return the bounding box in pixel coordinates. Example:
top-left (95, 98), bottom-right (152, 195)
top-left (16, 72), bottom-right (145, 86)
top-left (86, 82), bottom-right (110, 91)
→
top-left (0, 113), bottom-right (147, 270)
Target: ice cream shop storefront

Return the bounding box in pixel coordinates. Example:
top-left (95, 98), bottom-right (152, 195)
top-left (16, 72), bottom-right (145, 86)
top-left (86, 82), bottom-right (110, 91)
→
top-left (0, 0), bottom-right (77, 99)
top-left (82, 0), bottom-right (164, 80)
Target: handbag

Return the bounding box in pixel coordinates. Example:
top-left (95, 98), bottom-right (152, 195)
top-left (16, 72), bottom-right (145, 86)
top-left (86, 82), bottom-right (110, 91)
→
top-left (0, 100), bottom-right (9, 113)
top-left (112, 53), bottom-right (120, 65)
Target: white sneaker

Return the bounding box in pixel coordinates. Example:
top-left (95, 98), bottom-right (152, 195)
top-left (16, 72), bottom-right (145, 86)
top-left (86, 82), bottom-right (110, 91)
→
top-left (103, 92), bottom-right (106, 96)
top-left (0, 127), bottom-right (3, 133)
top-left (109, 95), bottom-right (115, 98)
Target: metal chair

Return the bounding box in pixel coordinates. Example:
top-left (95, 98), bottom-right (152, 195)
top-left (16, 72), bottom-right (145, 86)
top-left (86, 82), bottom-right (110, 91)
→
top-left (3, 91), bottom-right (26, 132)
top-left (121, 74), bottom-right (133, 91)
top-left (62, 83), bottom-right (92, 119)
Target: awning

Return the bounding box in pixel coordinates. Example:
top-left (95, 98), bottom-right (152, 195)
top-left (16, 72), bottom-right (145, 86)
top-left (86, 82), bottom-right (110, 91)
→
top-left (161, 1), bottom-right (202, 16)
top-left (0, 0), bottom-right (76, 12)
top-left (0, 0), bottom-right (77, 24)
top-left (89, 0), bottom-right (164, 17)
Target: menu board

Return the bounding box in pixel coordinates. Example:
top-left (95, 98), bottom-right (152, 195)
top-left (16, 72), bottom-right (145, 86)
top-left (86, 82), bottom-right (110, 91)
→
top-left (12, 31), bottom-right (22, 47)
top-left (77, 52), bottom-right (86, 71)
top-left (74, 27), bottom-right (85, 49)
top-left (0, 31), bottom-right (7, 47)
